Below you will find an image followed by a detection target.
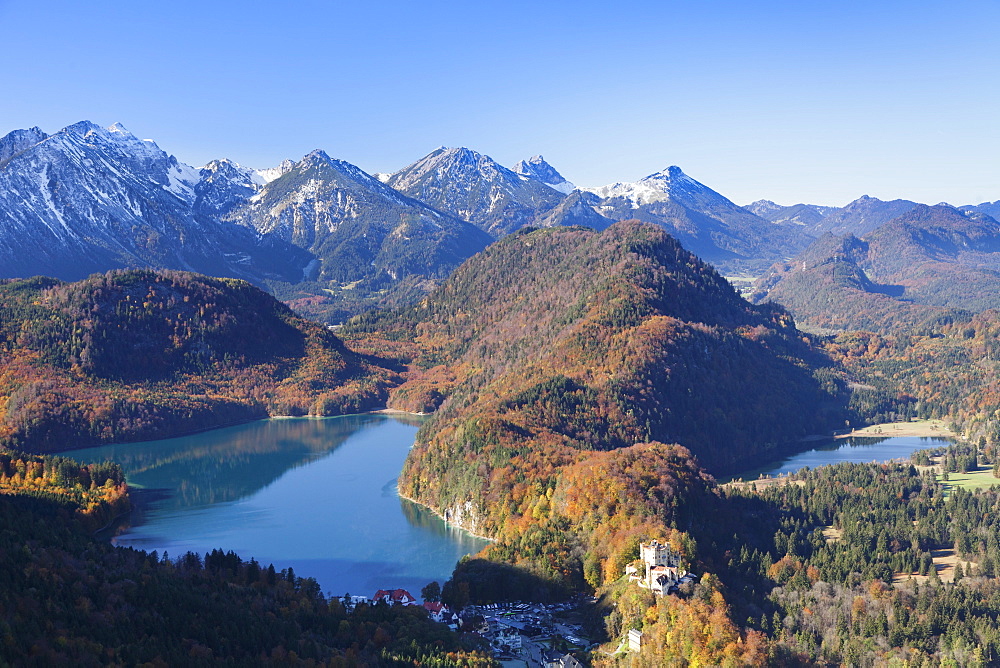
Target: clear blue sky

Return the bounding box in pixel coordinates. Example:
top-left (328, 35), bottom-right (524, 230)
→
top-left (2, 0), bottom-right (998, 207)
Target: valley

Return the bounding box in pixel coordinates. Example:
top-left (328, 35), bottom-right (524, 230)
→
top-left (71, 414), bottom-right (490, 597)
top-left (0, 120), bottom-right (946, 326)
top-left (5, 123), bottom-right (1000, 666)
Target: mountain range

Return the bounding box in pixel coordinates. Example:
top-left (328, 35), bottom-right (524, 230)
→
top-left (0, 122), bottom-right (311, 284)
top-left (3, 120), bottom-right (998, 324)
top-left (751, 204), bottom-right (1000, 332)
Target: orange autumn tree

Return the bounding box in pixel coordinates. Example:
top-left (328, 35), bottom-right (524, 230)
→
top-left (342, 222), bottom-right (848, 661)
top-left (0, 270), bottom-right (403, 452)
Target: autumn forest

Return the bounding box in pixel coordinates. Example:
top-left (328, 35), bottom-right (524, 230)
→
top-left (6, 221), bottom-right (1000, 665)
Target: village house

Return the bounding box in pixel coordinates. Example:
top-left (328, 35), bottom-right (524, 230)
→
top-left (493, 626), bottom-right (522, 651)
top-left (625, 539), bottom-right (686, 595)
top-left (423, 600), bottom-right (459, 626)
top-left (372, 588), bottom-right (418, 606)
top-left (341, 594), bottom-right (369, 611)
top-left (543, 650), bottom-right (584, 668)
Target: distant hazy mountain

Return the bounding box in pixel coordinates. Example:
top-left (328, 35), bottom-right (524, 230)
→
top-left (12, 120), bottom-right (997, 329)
top-left (752, 204), bottom-right (1000, 331)
top-left (0, 121), bottom-right (311, 283)
top-left (807, 195), bottom-right (918, 237)
top-left (583, 166), bottom-right (811, 274)
top-left (512, 155), bottom-right (576, 194)
top-left (535, 190), bottom-right (615, 230)
top-left (231, 149), bottom-right (492, 284)
top-left (744, 199), bottom-right (783, 218)
top-left (745, 200), bottom-right (837, 227)
top-left (960, 200), bottom-right (1000, 221)
top-left (747, 195), bottom-right (919, 241)
top-left (386, 147), bottom-right (567, 237)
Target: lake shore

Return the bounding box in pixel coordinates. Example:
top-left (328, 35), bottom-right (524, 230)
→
top-left (837, 419), bottom-right (954, 440)
top-left (76, 415), bottom-right (488, 595)
top-left (723, 427), bottom-right (956, 491)
top-left (396, 491), bottom-right (495, 544)
top-left (370, 407), bottom-right (429, 417)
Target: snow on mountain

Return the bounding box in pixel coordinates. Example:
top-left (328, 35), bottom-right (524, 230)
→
top-left (0, 126), bottom-right (48, 166)
top-left (583, 166), bottom-right (812, 274)
top-left (512, 155), bottom-right (575, 194)
top-left (194, 158), bottom-right (266, 219)
top-left (387, 147), bottom-right (567, 237)
top-left (745, 199), bottom-right (784, 218)
top-left (232, 149), bottom-right (492, 283)
top-left (0, 121), bottom-right (310, 283)
top-left (255, 159), bottom-right (294, 184)
top-left (585, 165), bottom-right (735, 210)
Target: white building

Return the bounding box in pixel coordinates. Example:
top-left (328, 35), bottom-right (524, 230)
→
top-left (627, 539), bottom-right (685, 595)
top-left (544, 651), bottom-right (584, 668)
top-left (423, 601), bottom-right (458, 625)
top-left (494, 627), bottom-right (522, 650)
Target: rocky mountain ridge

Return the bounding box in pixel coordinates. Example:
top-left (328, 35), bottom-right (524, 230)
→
top-left (0, 121), bottom-right (311, 284)
top-left (751, 204), bottom-right (1000, 331)
top-left (4, 120), bottom-right (998, 323)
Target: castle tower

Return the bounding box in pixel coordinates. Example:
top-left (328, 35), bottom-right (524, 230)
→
top-left (638, 540), bottom-right (682, 594)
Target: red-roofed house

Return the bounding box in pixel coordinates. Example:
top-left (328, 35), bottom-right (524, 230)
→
top-left (372, 589), bottom-right (418, 606)
top-left (423, 601), bottom-right (458, 624)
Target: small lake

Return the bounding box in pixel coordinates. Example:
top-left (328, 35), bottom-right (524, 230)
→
top-left (729, 435), bottom-right (954, 482)
top-left (71, 414), bottom-right (490, 598)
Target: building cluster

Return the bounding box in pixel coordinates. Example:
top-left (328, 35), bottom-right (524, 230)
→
top-left (348, 589), bottom-right (592, 665)
top-left (467, 600), bottom-right (590, 664)
top-left (625, 540), bottom-right (692, 595)
top-left (344, 588), bottom-right (459, 628)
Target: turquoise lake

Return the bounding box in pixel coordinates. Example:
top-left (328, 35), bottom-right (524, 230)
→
top-left (731, 435), bottom-right (953, 481)
top-left (71, 414), bottom-right (490, 598)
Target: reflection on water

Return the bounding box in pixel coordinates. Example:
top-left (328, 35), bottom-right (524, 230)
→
top-left (398, 496), bottom-right (484, 547)
top-left (730, 435), bottom-right (953, 482)
top-left (77, 416), bottom-right (377, 508)
top-left (71, 414), bottom-right (490, 596)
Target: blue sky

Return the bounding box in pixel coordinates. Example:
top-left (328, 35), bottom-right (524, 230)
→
top-left (2, 0), bottom-right (998, 206)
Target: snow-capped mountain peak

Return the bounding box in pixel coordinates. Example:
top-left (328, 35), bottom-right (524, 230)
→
top-left (584, 165), bottom-right (724, 209)
top-left (512, 155), bottom-right (575, 194)
top-left (386, 146), bottom-right (567, 236)
top-left (41, 121), bottom-right (201, 200)
top-left (233, 147), bottom-right (492, 284)
top-left (745, 199), bottom-right (784, 217)
top-left (255, 159), bottom-right (294, 184)
top-left (0, 126), bottom-right (48, 166)
top-left (0, 121), bottom-right (312, 284)
top-left (61, 120), bottom-right (104, 137)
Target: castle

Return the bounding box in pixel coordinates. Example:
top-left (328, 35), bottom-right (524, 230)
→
top-left (625, 540), bottom-right (685, 595)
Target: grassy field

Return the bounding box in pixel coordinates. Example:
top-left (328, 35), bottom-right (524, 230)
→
top-left (893, 547), bottom-right (976, 585)
top-left (842, 418), bottom-right (952, 439)
top-left (940, 465), bottom-right (1000, 494)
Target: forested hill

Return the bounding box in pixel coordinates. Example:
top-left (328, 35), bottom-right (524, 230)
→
top-left (0, 453), bottom-right (494, 665)
top-left (346, 221), bottom-right (848, 532)
top-left (752, 204), bottom-right (1000, 333)
top-left (0, 270), bottom-right (400, 452)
